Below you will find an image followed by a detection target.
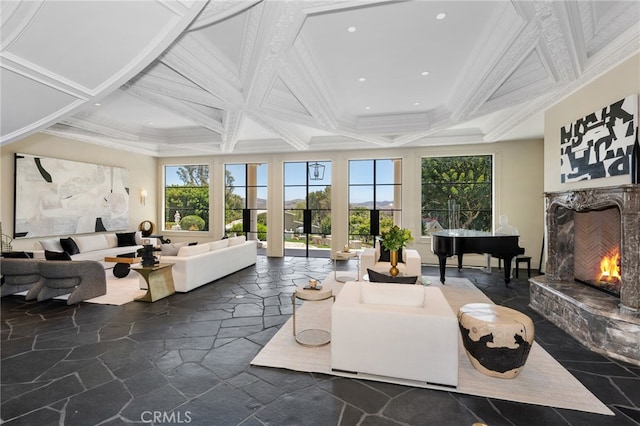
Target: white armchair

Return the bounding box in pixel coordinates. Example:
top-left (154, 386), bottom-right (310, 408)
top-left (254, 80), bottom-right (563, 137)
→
top-left (331, 281), bottom-right (459, 386)
top-left (359, 243), bottom-right (421, 281)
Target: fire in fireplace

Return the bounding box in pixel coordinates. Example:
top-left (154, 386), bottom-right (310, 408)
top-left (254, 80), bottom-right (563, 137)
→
top-left (599, 249), bottom-right (621, 282)
top-left (576, 247), bottom-right (622, 296)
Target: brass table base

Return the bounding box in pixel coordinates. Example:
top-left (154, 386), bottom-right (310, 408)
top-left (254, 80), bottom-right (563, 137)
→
top-left (131, 263), bottom-right (175, 302)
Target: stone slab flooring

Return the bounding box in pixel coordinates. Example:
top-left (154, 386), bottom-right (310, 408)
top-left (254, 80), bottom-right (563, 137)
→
top-left (1, 256), bottom-right (639, 425)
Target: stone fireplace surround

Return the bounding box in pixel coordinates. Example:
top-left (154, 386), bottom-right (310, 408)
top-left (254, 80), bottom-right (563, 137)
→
top-left (530, 184), bottom-right (640, 365)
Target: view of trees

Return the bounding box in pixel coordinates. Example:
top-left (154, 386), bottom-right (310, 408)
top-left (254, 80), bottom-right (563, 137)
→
top-left (421, 155), bottom-right (492, 234)
top-left (225, 168), bottom-right (245, 225)
top-left (165, 165), bottom-right (209, 231)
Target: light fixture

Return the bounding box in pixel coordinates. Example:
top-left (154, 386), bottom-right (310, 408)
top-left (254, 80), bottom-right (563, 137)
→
top-left (140, 188), bottom-right (148, 205)
top-left (436, 12), bottom-right (446, 20)
top-left (421, 71), bottom-right (430, 76)
top-left (347, 26), bottom-right (357, 32)
top-left (365, 106), bottom-right (371, 110)
top-left (358, 77), bottom-right (366, 82)
top-left (414, 102), bottom-right (421, 106)
top-left (308, 162), bottom-right (325, 181)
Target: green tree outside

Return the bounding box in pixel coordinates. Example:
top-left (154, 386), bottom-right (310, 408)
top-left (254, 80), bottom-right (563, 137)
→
top-left (421, 155), bottom-right (492, 234)
top-left (165, 165), bottom-right (209, 231)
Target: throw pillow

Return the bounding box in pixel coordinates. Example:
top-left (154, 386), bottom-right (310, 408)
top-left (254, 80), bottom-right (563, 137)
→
top-left (45, 250), bottom-right (72, 261)
top-left (39, 238), bottom-right (63, 252)
top-left (60, 237), bottom-right (80, 255)
top-left (367, 269), bottom-right (418, 284)
top-left (116, 232), bottom-right (137, 247)
top-left (160, 242), bottom-right (188, 256)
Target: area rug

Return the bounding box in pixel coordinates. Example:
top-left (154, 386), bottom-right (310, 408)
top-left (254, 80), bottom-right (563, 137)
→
top-left (251, 276), bottom-right (613, 415)
top-left (85, 273), bottom-right (146, 305)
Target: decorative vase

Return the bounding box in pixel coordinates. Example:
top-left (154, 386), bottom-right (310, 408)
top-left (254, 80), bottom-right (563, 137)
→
top-left (389, 250), bottom-right (399, 276)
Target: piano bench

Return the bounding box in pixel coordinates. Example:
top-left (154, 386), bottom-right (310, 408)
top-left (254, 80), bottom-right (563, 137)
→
top-left (515, 256), bottom-right (531, 278)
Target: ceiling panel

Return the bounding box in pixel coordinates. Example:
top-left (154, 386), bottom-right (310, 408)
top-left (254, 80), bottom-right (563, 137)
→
top-left (0, 68), bottom-right (80, 137)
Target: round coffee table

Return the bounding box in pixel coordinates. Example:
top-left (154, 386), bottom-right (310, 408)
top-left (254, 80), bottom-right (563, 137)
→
top-left (291, 285), bottom-right (334, 347)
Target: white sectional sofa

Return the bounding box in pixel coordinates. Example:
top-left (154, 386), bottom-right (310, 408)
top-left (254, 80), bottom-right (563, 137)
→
top-left (158, 236), bottom-right (257, 292)
top-left (331, 281), bottom-right (459, 387)
top-left (35, 232), bottom-right (152, 267)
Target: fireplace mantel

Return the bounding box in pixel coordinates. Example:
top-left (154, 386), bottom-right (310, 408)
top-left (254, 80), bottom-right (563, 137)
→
top-left (545, 184), bottom-right (640, 311)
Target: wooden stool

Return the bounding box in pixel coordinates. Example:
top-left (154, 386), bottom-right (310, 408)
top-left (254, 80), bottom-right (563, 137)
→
top-left (515, 255), bottom-right (531, 278)
top-left (457, 303), bottom-right (534, 379)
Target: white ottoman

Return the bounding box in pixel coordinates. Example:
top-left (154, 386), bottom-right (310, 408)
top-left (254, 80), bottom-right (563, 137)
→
top-left (331, 281), bottom-right (458, 387)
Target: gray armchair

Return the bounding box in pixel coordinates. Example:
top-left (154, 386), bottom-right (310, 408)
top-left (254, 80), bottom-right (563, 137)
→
top-left (26, 260), bottom-right (106, 304)
top-left (0, 258), bottom-right (43, 297)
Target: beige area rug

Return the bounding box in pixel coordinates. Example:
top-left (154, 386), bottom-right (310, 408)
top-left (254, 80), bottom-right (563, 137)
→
top-left (251, 276), bottom-right (613, 416)
top-left (84, 272), bottom-right (146, 305)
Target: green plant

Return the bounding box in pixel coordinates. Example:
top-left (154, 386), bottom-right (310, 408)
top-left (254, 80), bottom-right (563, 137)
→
top-left (180, 215), bottom-right (205, 231)
top-left (380, 225), bottom-right (413, 251)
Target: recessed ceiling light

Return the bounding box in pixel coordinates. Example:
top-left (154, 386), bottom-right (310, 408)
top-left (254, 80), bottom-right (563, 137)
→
top-left (365, 106), bottom-right (371, 110)
top-left (436, 12), bottom-right (446, 20)
top-left (147, 122), bottom-right (153, 125)
top-left (93, 102), bottom-right (101, 106)
top-left (414, 102), bottom-right (421, 106)
top-left (421, 71), bottom-right (430, 76)
top-left (358, 77), bottom-right (366, 82)
top-left (347, 26), bottom-right (357, 32)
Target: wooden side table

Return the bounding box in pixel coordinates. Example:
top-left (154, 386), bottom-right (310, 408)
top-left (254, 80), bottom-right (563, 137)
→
top-left (291, 285), bottom-right (334, 347)
top-left (130, 263), bottom-right (175, 302)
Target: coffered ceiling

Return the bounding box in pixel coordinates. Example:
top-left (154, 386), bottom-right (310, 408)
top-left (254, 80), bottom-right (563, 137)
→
top-left (1, 0), bottom-right (639, 157)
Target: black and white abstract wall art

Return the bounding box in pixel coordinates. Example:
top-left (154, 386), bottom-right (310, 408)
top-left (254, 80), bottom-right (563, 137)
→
top-left (560, 94), bottom-right (638, 183)
top-left (13, 154), bottom-right (130, 238)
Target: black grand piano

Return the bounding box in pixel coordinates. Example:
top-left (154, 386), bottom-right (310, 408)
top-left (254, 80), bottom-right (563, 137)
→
top-left (431, 229), bottom-right (522, 285)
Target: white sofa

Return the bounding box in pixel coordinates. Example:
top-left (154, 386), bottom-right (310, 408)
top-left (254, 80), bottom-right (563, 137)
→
top-left (331, 281), bottom-right (459, 387)
top-left (359, 244), bottom-right (421, 281)
top-left (35, 232), bottom-right (154, 267)
top-left (158, 236), bottom-right (257, 292)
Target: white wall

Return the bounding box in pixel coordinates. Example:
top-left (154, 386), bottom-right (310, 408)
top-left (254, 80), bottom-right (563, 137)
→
top-left (544, 53), bottom-right (640, 193)
top-left (1, 133), bottom-right (157, 252)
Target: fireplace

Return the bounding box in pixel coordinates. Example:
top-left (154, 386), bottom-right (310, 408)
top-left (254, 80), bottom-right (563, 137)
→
top-left (530, 184), bottom-right (640, 365)
top-left (573, 207), bottom-right (621, 296)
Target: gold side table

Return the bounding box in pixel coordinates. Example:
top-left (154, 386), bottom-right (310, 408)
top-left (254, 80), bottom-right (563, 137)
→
top-left (292, 285), bottom-right (334, 347)
top-left (130, 263), bottom-right (175, 302)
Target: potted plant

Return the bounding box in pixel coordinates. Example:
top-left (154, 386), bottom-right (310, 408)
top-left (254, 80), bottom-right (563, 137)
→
top-left (380, 226), bottom-right (413, 276)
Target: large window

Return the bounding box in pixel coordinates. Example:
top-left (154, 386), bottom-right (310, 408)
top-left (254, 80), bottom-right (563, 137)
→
top-left (225, 163), bottom-right (267, 240)
top-left (349, 159), bottom-right (402, 247)
top-left (164, 165), bottom-right (209, 231)
top-left (421, 155), bottom-right (492, 235)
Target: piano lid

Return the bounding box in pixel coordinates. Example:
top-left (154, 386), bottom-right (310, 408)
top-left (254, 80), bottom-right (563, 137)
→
top-left (432, 229), bottom-right (517, 237)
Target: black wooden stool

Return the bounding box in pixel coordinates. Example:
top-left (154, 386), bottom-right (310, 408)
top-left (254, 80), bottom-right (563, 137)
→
top-left (515, 256), bottom-right (531, 278)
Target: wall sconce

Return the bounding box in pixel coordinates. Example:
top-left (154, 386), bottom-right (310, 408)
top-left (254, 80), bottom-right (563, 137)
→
top-left (309, 162), bottom-right (325, 181)
top-left (140, 188), bottom-right (148, 205)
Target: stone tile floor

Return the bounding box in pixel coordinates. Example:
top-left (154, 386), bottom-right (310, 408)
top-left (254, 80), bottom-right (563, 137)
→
top-left (1, 256), bottom-right (639, 425)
